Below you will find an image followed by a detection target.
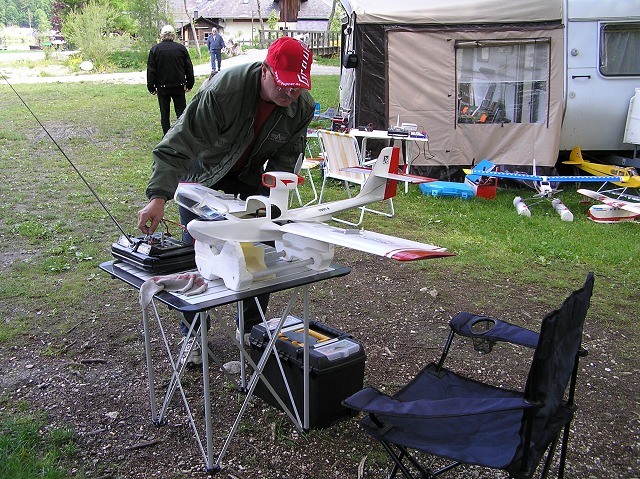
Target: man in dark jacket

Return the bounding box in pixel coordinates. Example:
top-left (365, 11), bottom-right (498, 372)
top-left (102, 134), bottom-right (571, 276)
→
top-left (147, 25), bottom-right (195, 136)
top-left (138, 36), bottom-right (315, 365)
top-left (207, 27), bottom-right (225, 72)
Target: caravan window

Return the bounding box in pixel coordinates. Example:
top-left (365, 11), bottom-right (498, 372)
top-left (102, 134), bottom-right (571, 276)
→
top-left (455, 39), bottom-right (550, 125)
top-left (600, 22), bottom-right (640, 77)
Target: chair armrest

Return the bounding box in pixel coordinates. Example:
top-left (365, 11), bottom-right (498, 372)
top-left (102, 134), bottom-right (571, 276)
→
top-left (343, 387), bottom-right (537, 418)
top-left (450, 311), bottom-right (539, 349)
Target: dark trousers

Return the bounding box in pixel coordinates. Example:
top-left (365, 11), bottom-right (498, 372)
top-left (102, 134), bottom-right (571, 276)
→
top-left (210, 49), bottom-right (222, 71)
top-left (180, 175), bottom-right (269, 335)
top-left (157, 86), bottom-right (187, 135)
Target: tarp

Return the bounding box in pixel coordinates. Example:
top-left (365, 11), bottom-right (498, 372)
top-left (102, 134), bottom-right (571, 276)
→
top-left (339, 1), bottom-right (565, 172)
top-left (340, 0), bottom-right (562, 25)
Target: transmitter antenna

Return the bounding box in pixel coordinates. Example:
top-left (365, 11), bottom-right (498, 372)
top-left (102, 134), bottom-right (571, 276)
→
top-left (2, 72), bottom-right (134, 245)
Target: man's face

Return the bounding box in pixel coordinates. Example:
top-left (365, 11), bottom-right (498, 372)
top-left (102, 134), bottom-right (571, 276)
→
top-left (260, 64), bottom-right (303, 107)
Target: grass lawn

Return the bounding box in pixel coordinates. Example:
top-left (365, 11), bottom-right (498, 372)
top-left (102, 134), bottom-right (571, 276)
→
top-left (0, 73), bottom-right (638, 477)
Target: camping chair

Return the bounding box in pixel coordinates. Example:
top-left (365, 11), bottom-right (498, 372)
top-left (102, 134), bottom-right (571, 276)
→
top-left (317, 129), bottom-right (394, 226)
top-left (344, 272), bottom-right (594, 479)
top-left (290, 152), bottom-right (322, 207)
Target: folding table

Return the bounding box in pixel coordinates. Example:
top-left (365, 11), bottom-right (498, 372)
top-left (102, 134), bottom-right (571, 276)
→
top-left (100, 253), bottom-right (350, 472)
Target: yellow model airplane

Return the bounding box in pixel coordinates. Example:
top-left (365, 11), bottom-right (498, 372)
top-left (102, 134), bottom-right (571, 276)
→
top-left (563, 147), bottom-right (640, 188)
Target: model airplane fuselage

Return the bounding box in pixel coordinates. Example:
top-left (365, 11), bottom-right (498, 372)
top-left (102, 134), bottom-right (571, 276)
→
top-left (563, 147), bottom-right (640, 189)
top-left (577, 188), bottom-right (640, 223)
top-left (470, 159), bottom-right (625, 198)
top-left (175, 147), bottom-right (454, 290)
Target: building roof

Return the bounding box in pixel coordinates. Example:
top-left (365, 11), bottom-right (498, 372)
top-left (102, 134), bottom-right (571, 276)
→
top-left (193, 0), bottom-right (332, 21)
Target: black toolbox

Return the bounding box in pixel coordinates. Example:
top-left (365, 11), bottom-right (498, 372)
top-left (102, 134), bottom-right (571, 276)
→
top-left (249, 316), bottom-right (366, 429)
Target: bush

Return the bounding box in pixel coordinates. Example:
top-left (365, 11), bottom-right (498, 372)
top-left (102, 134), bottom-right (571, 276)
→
top-left (109, 50), bottom-right (147, 70)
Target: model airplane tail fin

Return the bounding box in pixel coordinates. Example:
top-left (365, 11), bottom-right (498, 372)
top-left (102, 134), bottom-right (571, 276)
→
top-left (351, 146), bottom-right (436, 201)
top-left (564, 146), bottom-right (585, 165)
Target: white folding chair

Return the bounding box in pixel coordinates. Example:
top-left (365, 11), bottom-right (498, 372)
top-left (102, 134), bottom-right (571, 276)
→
top-left (317, 129), bottom-right (394, 226)
top-left (291, 153), bottom-right (322, 207)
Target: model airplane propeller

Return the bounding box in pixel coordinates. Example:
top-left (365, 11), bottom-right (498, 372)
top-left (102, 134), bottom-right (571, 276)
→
top-left (175, 146), bottom-right (454, 290)
top-left (470, 159), bottom-right (625, 221)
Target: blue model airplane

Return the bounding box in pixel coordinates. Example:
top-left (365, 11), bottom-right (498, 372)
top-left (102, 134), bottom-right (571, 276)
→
top-left (470, 159), bottom-right (626, 221)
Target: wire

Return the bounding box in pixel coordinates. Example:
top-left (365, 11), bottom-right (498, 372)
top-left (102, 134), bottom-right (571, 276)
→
top-left (1, 71), bottom-right (134, 245)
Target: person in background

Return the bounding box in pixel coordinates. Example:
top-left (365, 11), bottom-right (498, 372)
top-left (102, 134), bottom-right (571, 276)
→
top-left (147, 25), bottom-right (195, 136)
top-left (207, 27), bottom-right (226, 73)
top-left (137, 36), bottom-right (315, 366)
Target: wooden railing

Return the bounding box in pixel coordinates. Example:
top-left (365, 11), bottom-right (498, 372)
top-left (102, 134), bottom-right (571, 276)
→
top-left (258, 30), bottom-right (340, 56)
top-left (185, 30), bottom-right (340, 57)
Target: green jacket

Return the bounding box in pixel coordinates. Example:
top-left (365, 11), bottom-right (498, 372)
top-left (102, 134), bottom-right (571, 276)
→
top-left (146, 62), bottom-right (315, 201)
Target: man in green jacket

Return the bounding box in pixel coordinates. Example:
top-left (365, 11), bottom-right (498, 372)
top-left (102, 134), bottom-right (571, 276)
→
top-left (137, 36), bottom-right (315, 365)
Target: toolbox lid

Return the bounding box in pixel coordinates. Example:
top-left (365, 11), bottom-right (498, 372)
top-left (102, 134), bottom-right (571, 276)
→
top-left (314, 339), bottom-right (360, 361)
top-left (264, 316), bottom-right (303, 331)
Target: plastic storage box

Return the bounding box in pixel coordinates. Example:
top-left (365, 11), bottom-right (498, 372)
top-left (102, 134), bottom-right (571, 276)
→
top-left (419, 180), bottom-right (475, 199)
top-left (250, 316), bottom-right (366, 429)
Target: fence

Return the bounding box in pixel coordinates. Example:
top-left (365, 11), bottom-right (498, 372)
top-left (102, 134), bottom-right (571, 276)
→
top-left (258, 30), bottom-right (340, 56)
top-left (185, 29), bottom-right (340, 57)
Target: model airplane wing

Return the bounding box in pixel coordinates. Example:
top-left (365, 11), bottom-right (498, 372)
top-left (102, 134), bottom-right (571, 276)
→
top-left (470, 168), bottom-right (624, 183)
top-left (342, 166), bottom-right (437, 184)
top-left (577, 189), bottom-right (640, 215)
top-left (280, 222), bottom-right (454, 260)
top-left (175, 182), bottom-right (246, 220)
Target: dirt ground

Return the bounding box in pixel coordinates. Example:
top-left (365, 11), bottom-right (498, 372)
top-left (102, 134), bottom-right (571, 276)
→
top-left (0, 56), bottom-right (638, 479)
top-left (1, 247), bottom-right (639, 479)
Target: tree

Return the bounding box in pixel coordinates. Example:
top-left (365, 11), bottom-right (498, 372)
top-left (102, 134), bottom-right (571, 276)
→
top-left (127, 0), bottom-right (172, 48)
top-left (33, 7), bottom-right (49, 30)
top-left (183, 0), bottom-right (199, 59)
top-left (255, 0), bottom-right (264, 34)
top-left (62, 0), bottom-right (131, 68)
top-left (267, 8), bottom-right (278, 30)
top-left (328, 0), bottom-right (344, 31)
top-left (5, 4), bottom-right (19, 25)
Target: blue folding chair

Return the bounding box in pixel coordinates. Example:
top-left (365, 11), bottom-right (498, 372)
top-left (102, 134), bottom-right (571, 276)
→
top-left (344, 273), bottom-right (594, 479)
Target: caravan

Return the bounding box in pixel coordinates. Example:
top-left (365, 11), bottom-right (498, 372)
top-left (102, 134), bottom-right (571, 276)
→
top-left (339, 0), bottom-right (640, 172)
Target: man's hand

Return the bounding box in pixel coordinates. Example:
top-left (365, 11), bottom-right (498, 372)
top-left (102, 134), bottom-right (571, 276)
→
top-left (137, 198), bottom-right (166, 235)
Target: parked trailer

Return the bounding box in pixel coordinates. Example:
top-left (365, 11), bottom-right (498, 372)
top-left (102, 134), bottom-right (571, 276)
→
top-left (561, 0), bottom-right (640, 156)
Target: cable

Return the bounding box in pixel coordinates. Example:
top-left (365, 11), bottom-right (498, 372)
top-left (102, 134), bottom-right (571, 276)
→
top-left (1, 71), bottom-right (134, 245)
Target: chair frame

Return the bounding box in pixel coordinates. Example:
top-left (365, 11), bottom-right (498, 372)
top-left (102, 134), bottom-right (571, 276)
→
top-left (317, 129), bottom-right (394, 226)
top-left (344, 273), bottom-right (594, 479)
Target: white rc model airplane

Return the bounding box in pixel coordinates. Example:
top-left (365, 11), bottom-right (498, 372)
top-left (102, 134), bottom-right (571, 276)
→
top-left (577, 188), bottom-right (640, 223)
top-left (174, 146), bottom-right (454, 290)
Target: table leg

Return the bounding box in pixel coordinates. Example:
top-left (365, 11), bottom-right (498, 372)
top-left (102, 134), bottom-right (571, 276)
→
top-left (141, 305), bottom-right (158, 423)
top-left (199, 310), bottom-right (215, 471)
top-left (302, 285), bottom-right (310, 430)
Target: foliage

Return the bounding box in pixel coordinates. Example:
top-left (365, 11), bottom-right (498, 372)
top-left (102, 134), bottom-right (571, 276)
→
top-left (61, 0), bottom-right (131, 69)
top-left (267, 9), bottom-right (279, 30)
top-left (127, 0), bottom-right (173, 48)
top-left (0, 0), bottom-right (52, 29)
top-left (0, 412), bottom-right (77, 479)
top-left (329, 0), bottom-right (345, 31)
top-left (108, 47), bottom-right (147, 69)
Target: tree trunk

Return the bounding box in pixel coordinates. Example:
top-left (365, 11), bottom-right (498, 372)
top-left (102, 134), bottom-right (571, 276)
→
top-left (327, 0), bottom-right (337, 30)
top-left (256, 0), bottom-right (265, 46)
top-left (184, 0), bottom-right (201, 59)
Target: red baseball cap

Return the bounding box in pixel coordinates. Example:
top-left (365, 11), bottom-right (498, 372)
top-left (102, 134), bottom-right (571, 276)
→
top-left (266, 37), bottom-right (313, 90)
